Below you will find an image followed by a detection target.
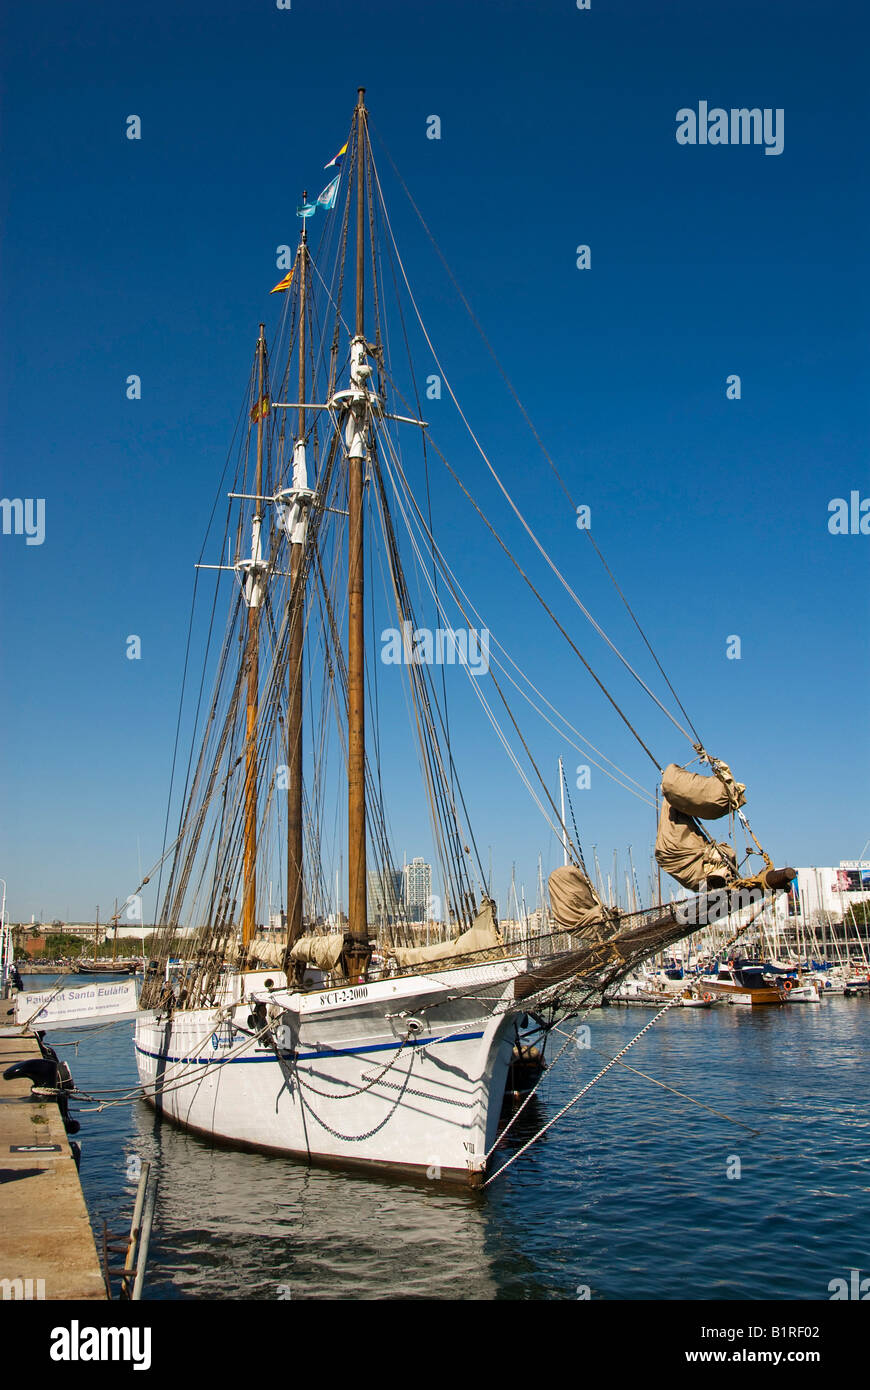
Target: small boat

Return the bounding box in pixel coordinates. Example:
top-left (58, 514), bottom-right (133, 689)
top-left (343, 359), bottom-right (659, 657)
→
top-left (608, 974), bottom-right (673, 1006)
top-left (843, 973), bottom-right (870, 997)
top-left (679, 988), bottom-right (718, 1008)
top-left (608, 977), bottom-right (717, 1008)
top-left (699, 966), bottom-right (785, 1007)
top-left (781, 979), bottom-right (821, 1003)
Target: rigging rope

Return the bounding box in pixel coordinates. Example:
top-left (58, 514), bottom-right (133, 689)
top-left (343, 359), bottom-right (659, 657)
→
top-left (551, 1026), bottom-right (761, 1136)
top-left (371, 400), bottom-right (657, 806)
top-left (370, 120), bottom-right (706, 753)
top-left (375, 405), bottom-right (655, 811)
top-left (482, 991), bottom-right (686, 1187)
top-left (369, 145), bottom-right (695, 761)
top-left (482, 897), bottom-right (772, 1181)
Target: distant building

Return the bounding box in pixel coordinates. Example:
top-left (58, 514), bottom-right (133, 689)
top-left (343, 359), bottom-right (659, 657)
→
top-left (772, 862), bottom-right (870, 925)
top-left (13, 929), bottom-right (47, 957)
top-left (524, 907), bottom-right (547, 934)
top-left (367, 868), bottom-right (403, 925)
top-left (54, 924), bottom-right (109, 943)
top-left (403, 857), bottom-right (432, 921)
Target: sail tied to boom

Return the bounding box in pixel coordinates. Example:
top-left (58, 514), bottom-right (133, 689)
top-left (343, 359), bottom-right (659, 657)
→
top-left (654, 761), bottom-right (746, 890)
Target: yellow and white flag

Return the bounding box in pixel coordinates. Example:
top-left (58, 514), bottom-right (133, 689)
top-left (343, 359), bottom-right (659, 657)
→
top-left (324, 141), bottom-right (347, 169)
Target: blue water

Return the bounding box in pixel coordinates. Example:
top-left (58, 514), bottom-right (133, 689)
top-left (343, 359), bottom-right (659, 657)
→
top-left (34, 981), bottom-right (870, 1300)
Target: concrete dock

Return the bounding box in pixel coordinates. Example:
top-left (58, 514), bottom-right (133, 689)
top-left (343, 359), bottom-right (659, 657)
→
top-left (0, 1000), bottom-right (106, 1300)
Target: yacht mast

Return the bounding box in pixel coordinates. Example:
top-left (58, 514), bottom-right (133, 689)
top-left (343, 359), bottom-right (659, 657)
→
top-left (286, 213), bottom-right (307, 952)
top-left (346, 88), bottom-right (370, 979)
top-left (558, 756), bottom-right (568, 866)
top-left (242, 324), bottom-right (266, 949)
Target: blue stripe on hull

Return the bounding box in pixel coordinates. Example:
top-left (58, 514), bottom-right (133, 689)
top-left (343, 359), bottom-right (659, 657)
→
top-left (135, 1030), bottom-right (485, 1067)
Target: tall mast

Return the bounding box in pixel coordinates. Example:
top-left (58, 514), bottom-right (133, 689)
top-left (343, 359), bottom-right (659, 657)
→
top-left (655, 786), bottom-right (663, 907)
top-left (345, 87), bottom-right (369, 979)
top-left (355, 89), bottom-right (366, 341)
top-left (628, 844), bottom-right (639, 912)
top-left (242, 324), bottom-right (266, 950)
top-left (558, 756), bottom-right (568, 866)
top-left (286, 212), bottom-right (307, 954)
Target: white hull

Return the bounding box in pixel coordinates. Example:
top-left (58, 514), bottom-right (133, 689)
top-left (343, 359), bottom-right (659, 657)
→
top-left (784, 983), bottom-right (821, 1003)
top-left (134, 959), bottom-right (534, 1184)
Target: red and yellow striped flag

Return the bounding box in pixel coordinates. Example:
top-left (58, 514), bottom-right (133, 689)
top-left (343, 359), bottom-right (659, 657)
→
top-left (250, 395), bottom-right (271, 424)
top-left (270, 267), bottom-right (295, 294)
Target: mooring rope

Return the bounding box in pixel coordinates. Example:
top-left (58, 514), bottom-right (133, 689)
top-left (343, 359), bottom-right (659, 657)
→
top-left (483, 899), bottom-right (771, 1183)
top-left (550, 1023), bottom-right (761, 1135)
top-left (482, 992), bottom-right (686, 1187)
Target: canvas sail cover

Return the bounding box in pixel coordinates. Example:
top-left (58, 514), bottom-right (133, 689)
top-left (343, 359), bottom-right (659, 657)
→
top-left (287, 932), bottom-right (345, 971)
top-left (661, 762), bottom-right (746, 820)
top-left (248, 937), bottom-right (287, 967)
top-left (548, 865), bottom-right (609, 933)
top-left (388, 898), bottom-right (503, 969)
top-left (655, 800), bottom-right (737, 889)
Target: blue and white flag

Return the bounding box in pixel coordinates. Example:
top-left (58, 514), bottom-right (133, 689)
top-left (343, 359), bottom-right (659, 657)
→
top-left (316, 175), bottom-right (341, 211)
top-left (296, 201), bottom-right (316, 219)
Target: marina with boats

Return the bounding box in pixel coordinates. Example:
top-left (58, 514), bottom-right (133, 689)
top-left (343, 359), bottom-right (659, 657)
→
top-left (606, 871), bottom-right (870, 1008)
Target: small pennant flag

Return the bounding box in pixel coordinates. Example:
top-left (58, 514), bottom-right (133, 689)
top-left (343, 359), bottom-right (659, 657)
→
top-left (297, 201), bottom-right (316, 219)
top-left (250, 395), bottom-right (271, 424)
top-left (324, 141), bottom-right (347, 170)
top-left (316, 175), bottom-right (340, 211)
top-left (270, 267), bottom-right (295, 294)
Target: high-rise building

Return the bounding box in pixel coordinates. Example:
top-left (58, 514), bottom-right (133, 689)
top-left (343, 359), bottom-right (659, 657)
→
top-left (367, 868), bottom-right (403, 925)
top-left (403, 857), bottom-right (432, 921)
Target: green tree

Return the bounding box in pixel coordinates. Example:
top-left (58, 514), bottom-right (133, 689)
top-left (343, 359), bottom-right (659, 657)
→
top-left (43, 932), bottom-right (85, 957)
top-left (844, 899), bottom-right (870, 929)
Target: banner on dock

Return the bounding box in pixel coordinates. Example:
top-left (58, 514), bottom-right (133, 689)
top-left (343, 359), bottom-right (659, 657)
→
top-left (15, 979), bottom-right (139, 1029)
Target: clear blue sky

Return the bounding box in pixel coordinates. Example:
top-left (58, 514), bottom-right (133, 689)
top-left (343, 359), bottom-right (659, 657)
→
top-left (1, 0), bottom-right (867, 924)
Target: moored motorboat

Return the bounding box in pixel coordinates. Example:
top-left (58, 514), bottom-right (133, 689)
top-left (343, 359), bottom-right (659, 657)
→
top-left (679, 988), bottom-right (718, 1008)
top-left (780, 978), bottom-right (821, 1003)
top-left (699, 965), bottom-right (785, 1007)
top-left (843, 973), bottom-right (870, 997)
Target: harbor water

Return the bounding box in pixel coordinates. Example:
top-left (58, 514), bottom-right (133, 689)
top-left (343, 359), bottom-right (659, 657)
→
top-left (35, 979), bottom-right (870, 1300)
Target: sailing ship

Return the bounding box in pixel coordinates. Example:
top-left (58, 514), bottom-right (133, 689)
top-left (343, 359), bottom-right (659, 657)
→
top-left (134, 91), bottom-right (796, 1184)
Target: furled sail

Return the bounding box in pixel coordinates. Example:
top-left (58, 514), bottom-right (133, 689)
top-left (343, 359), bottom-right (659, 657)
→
top-left (654, 761), bottom-right (745, 890)
top-left (548, 865), bottom-right (610, 936)
top-left (655, 801), bottom-right (737, 889)
top-left (287, 932), bottom-right (345, 971)
top-left (660, 762), bottom-right (746, 819)
top-left (387, 898), bottom-right (503, 969)
top-left (248, 937), bottom-right (287, 968)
